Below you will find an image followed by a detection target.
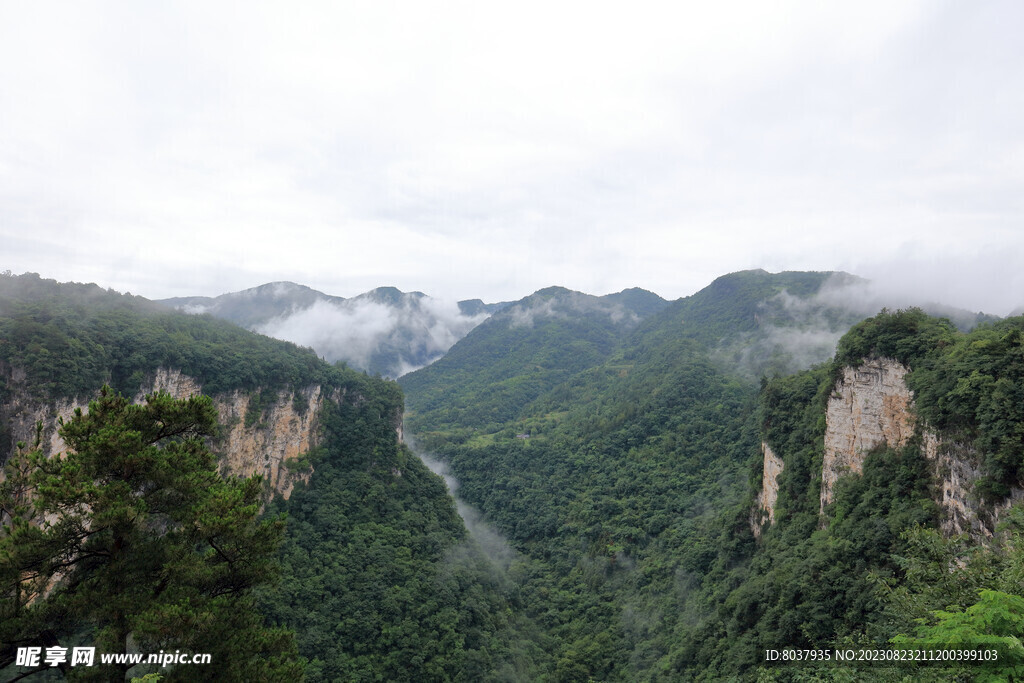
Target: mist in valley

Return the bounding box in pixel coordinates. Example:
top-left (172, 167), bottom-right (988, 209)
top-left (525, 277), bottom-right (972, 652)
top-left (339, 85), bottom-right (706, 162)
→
top-left (408, 439), bottom-right (518, 573)
top-left (255, 295), bottom-right (490, 378)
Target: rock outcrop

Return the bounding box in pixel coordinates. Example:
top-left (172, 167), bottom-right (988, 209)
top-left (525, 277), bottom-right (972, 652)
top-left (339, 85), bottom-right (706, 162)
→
top-left (820, 359), bottom-right (915, 512)
top-left (751, 442), bottom-right (784, 538)
top-left (0, 367), bottom-right (343, 500)
top-left (205, 383), bottom-right (322, 499)
top-left (819, 357), bottom-right (1020, 538)
top-left (924, 434), bottom-right (985, 536)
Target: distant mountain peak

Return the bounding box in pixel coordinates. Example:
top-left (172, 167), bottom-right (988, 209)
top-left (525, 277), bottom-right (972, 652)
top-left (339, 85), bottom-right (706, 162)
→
top-left (158, 282), bottom-right (501, 378)
top-left (531, 285), bottom-right (574, 298)
top-left (235, 281), bottom-right (327, 300)
top-left (354, 286), bottom-right (426, 306)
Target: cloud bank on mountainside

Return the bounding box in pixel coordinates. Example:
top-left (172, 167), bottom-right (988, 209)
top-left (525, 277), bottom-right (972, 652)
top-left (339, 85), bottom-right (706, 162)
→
top-left (724, 272), bottom-right (1004, 379)
top-left (256, 295), bottom-right (490, 377)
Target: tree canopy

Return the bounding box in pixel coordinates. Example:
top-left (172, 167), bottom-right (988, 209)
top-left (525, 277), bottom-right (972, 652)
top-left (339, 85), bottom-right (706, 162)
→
top-left (0, 387), bottom-right (302, 681)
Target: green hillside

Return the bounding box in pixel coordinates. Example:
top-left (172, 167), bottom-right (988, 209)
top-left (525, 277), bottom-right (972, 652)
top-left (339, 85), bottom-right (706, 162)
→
top-left (715, 309), bottom-right (1024, 681)
top-left (401, 272), bottom-right (1024, 680)
top-left (400, 286), bottom-right (668, 438)
top-left (399, 271), bottom-right (855, 679)
top-left (6, 270), bottom-right (1023, 681)
top-left (0, 273), bottom-right (525, 681)
top-left (0, 273), bottom-right (340, 404)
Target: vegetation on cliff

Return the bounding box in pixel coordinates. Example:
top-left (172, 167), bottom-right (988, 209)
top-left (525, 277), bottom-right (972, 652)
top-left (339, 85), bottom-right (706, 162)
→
top-left (1, 388), bottom-right (301, 681)
top-left (260, 386), bottom-right (542, 681)
top-left (398, 271), bottom-right (858, 679)
top-left (1, 274), bottom-right (521, 681)
top-left (402, 285), bottom-right (1024, 679)
top-left (746, 309), bottom-right (1024, 680)
top-left (5, 271), bottom-right (1023, 680)
top-left (836, 307), bottom-right (1024, 500)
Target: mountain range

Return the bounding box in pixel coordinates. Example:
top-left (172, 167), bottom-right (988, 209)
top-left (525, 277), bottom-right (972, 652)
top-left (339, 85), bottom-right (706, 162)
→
top-left (3, 268), bottom-right (1022, 681)
top-left (160, 271), bottom-right (999, 384)
top-left (159, 282), bottom-right (509, 377)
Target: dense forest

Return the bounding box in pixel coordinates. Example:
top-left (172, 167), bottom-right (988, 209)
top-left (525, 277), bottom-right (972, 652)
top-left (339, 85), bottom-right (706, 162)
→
top-left (0, 274), bottom-right (525, 681)
top-left (3, 270), bottom-right (1024, 681)
top-left (401, 273), bottom-right (1024, 681)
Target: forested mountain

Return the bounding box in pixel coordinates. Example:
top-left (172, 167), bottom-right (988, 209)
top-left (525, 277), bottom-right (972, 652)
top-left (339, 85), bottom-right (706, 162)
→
top-left (0, 273), bottom-right (525, 681)
top-left (723, 309), bottom-right (1024, 681)
top-left (399, 270), bottom-right (848, 678)
top-left (4, 269), bottom-right (1022, 681)
top-left (160, 281), bottom-right (345, 328)
top-left (400, 286), bottom-right (668, 435)
top-left (400, 270), bottom-right (1022, 680)
top-left (159, 282), bottom-right (508, 378)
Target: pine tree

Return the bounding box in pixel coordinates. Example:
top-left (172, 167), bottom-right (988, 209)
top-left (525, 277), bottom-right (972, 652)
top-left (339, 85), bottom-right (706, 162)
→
top-left (0, 387), bottom-right (302, 681)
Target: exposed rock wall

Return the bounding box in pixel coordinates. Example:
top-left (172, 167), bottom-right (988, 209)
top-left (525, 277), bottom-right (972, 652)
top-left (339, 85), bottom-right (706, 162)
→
top-left (139, 366), bottom-right (204, 399)
top-left (212, 384), bottom-right (322, 499)
top-left (1, 367), bottom-right (331, 500)
top-left (926, 435), bottom-right (1024, 538)
top-left (820, 359), bottom-right (915, 512)
top-left (924, 434), bottom-right (986, 537)
top-left (819, 357), bottom-right (1021, 538)
top-left (3, 395), bottom-right (82, 461)
top-left (752, 441), bottom-right (784, 538)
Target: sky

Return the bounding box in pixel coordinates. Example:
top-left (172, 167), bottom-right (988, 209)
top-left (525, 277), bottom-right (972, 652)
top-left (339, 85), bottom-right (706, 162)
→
top-left (2, 1), bottom-right (1022, 314)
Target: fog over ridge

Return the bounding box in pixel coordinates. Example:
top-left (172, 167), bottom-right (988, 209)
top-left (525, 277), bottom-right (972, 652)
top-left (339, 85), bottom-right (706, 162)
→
top-left (255, 294), bottom-right (491, 378)
top-left (161, 266), bottom-right (1018, 382)
top-left (725, 270), bottom-right (1010, 379)
top-left (505, 288), bottom-right (647, 330)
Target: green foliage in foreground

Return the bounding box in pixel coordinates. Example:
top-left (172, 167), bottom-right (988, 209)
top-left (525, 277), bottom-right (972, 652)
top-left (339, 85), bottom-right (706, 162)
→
top-left (873, 513), bottom-right (1024, 681)
top-left (0, 388), bottom-right (301, 681)
top-left (7, 273), bottom-right (1023, 681)
top-left (3, 273), bottom-right (557, 681)
top-left (891, 590), bottom-right (1024, 682)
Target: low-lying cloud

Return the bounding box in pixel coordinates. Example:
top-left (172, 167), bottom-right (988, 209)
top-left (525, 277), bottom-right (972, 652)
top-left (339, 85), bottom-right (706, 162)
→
top-left (841, 247), bottom-right (1024, 319)
top-left (412, 444), bottom-right (517, 572)
top-left (728, 270), bottom-right (1010, 378)
top-left (506, 290), bottom-right (639, 329)
top-left (256, 295), bottom-right (489, 377)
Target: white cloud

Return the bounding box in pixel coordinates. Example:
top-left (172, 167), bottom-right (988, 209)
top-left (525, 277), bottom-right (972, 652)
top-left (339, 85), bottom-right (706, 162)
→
top-left (254, 295), bottom-right (489, 376)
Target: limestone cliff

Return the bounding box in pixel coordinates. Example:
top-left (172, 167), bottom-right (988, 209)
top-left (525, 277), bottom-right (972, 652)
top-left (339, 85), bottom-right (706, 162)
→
top-left (820, 359), bottom-right (915, 512)
top-left (923, 434), bottom-right (985, 536)
top-left (0, 367), bottom-right (349, 500)
top-left (751, 441), bottom-right (784, 539)
top-left (820, 357), bottom-right (1018, 537)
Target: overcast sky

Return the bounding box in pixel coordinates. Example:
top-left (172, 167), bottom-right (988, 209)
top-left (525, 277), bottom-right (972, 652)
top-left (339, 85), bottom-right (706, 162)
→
top-left (2, 1), bottom-right (1022, 314)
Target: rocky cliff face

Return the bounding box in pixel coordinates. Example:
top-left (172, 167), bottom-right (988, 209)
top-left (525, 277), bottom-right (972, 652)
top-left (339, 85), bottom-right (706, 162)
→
top-left (751, 442), bottom-right (784, 539)
top-left (0, 367), bottom-right (360, 500)
top-left (923, 434), bottom-right (985, 536)
top-left (819, 357), bottom-right (1018, 537)
top-left (923, 434), bottom-right (1024, 537)
top-left (754, 356), bottom-right (1017, 539)
top-left (820, 359), bottom-right (916, 512)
